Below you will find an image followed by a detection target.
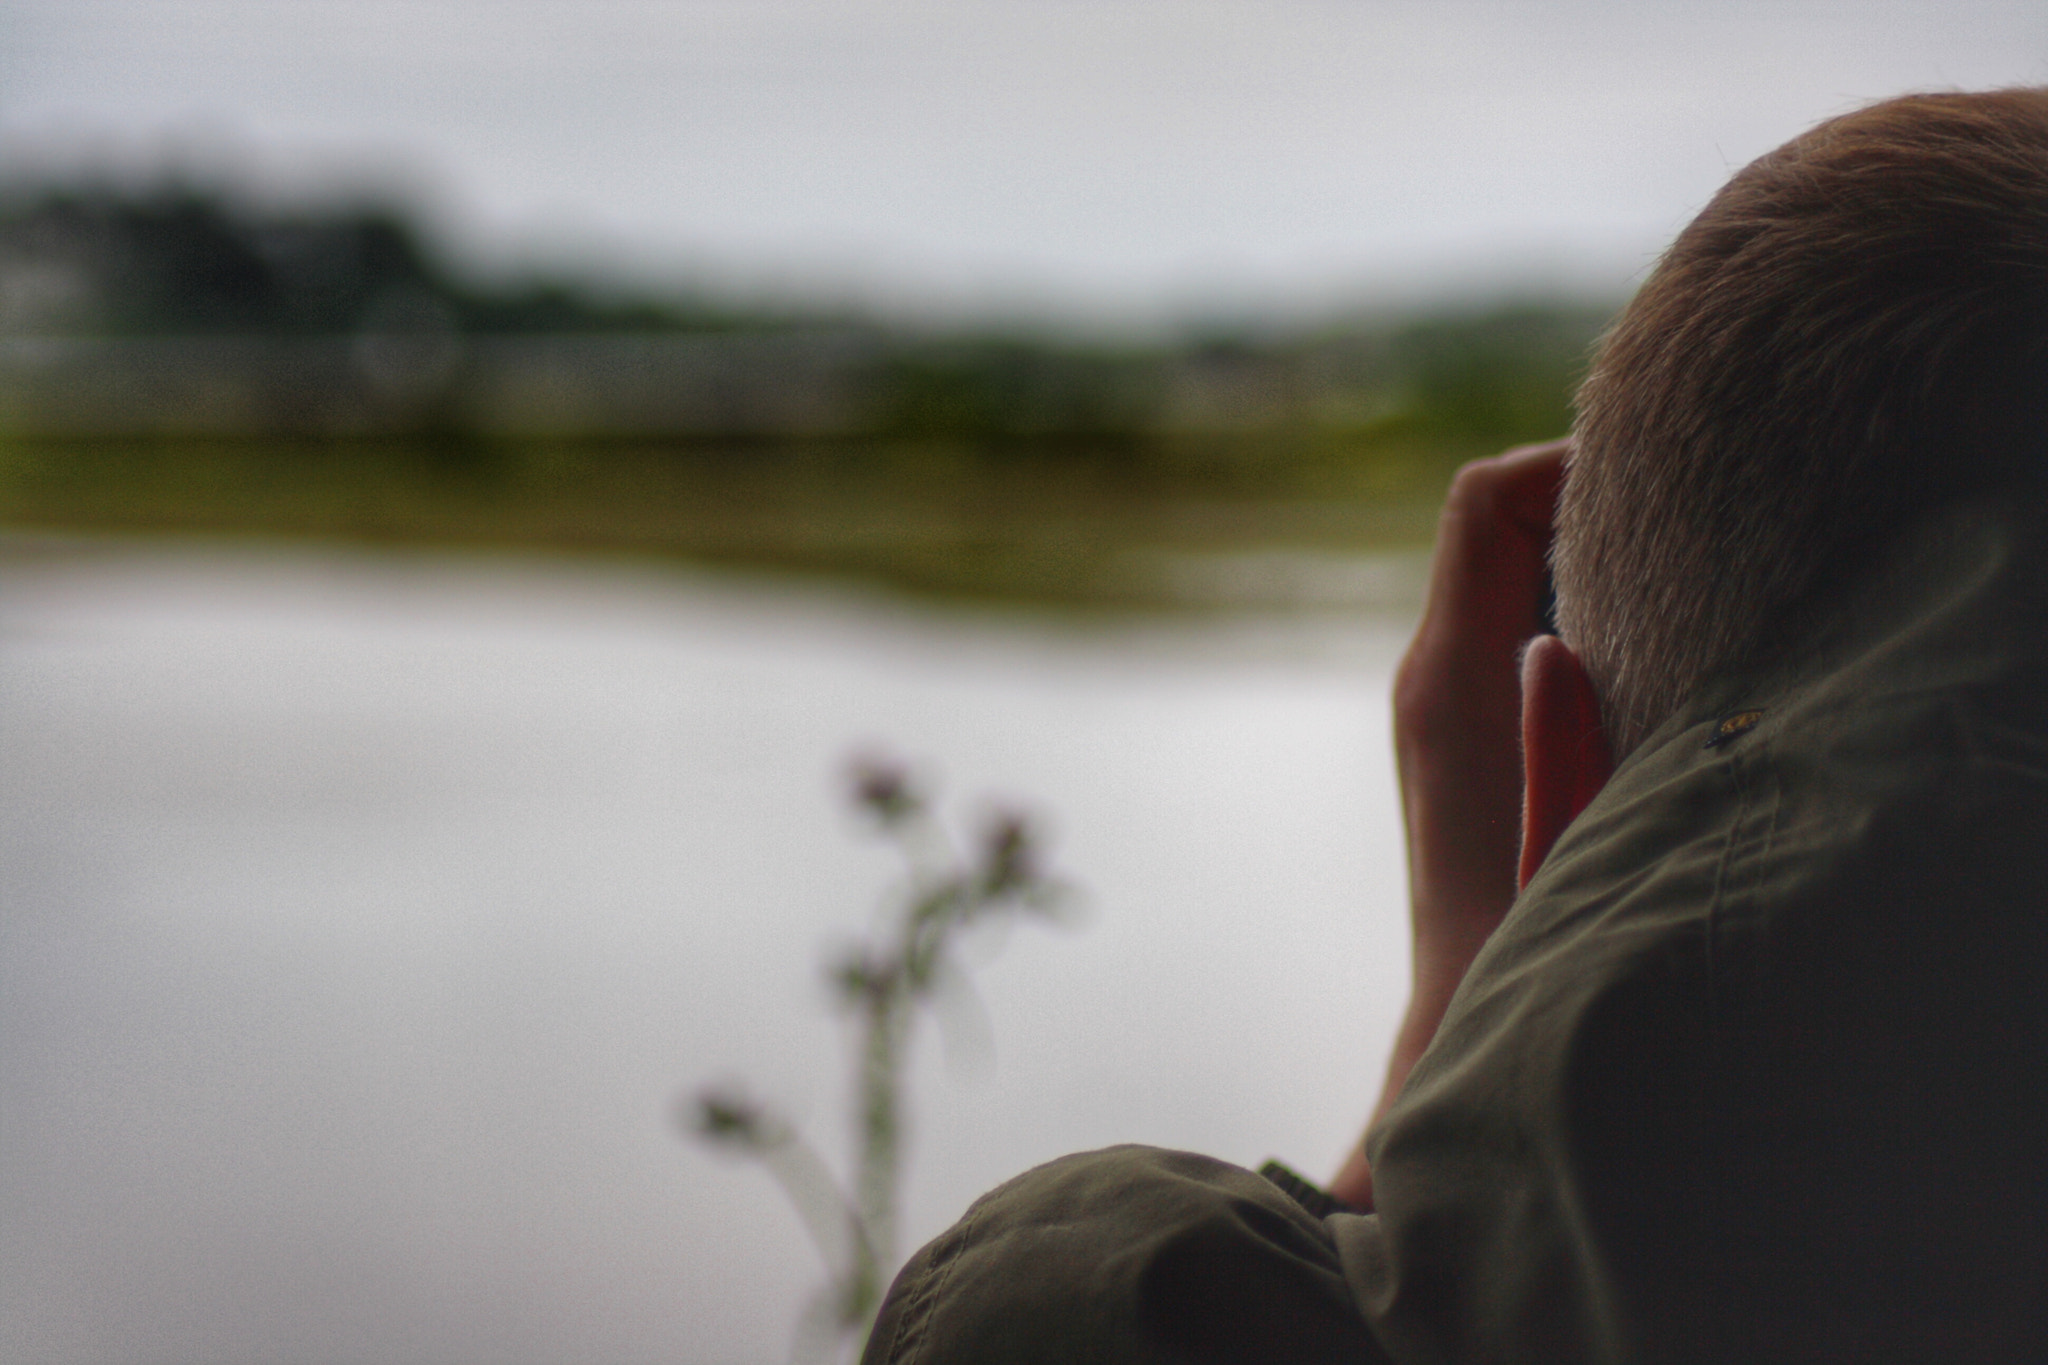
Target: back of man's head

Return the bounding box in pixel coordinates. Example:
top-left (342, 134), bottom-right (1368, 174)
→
top-left (1555, 88), bottom-right (2048, 756)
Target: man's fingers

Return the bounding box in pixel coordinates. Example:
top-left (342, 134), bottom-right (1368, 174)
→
top-left (1438, 439), bottom-right (1568, 559)
top-left (1420, 438), bottom-right (1570, 640)
top-left (1486, 438), bottom-right (1572, 538)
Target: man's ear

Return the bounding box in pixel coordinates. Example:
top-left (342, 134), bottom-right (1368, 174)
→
top-left (1519, 635), bottom-right (1615, 889)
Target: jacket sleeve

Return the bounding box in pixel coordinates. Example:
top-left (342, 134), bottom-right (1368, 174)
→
top-left (861, 1144), bottom-right (1392, 1365)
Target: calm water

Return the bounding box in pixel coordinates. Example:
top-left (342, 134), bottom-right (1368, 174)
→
top-left (0, 540), bottom-right (1416, 1365)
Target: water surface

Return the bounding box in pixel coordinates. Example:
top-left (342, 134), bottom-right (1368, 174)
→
top-left (0, 541), bottom-right (1416, 1364)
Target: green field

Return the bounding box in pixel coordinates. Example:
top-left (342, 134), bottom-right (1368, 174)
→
top-left (0, 433), bottom-right (1496, 608)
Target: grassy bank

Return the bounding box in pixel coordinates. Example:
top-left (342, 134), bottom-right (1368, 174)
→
top-left (0, 433), bottom-right (1490, 608)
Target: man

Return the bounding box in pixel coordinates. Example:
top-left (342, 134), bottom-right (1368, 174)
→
top-left (864, 89), bottom-right (2048, 1363)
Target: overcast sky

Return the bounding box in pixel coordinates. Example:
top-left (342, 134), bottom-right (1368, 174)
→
top-left (6, 1), bottom-right (2048, 323)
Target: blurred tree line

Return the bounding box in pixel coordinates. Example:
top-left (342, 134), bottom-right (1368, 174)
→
top-left (0, 182), bottom-right (1615, 605)
top-left (0, 183), bottom-right (1605, 445)
top-left (0, 184), bottom-right (762, 337)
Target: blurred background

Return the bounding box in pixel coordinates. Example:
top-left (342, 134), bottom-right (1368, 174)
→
top-left (2, 3), bottom-right (2044, 1362)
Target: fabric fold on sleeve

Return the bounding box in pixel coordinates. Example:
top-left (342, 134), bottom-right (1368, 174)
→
top-left (862, 1145), bottom-right (1393, 1365)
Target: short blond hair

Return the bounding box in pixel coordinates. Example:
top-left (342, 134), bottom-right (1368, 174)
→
top-left (1557, 88), bottom-right (2048, 755)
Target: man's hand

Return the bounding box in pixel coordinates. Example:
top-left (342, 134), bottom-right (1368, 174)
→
top-left (1329, 438), bottom-right (1567, 1209)
top-left (1395, 439), bottom-right (1566, 1010)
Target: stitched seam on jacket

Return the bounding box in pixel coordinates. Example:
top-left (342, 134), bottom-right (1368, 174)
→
top-left (1704, 740), bottom-right (1782, 1360)
top-left (878, 1194), bottom-right (987, 1365)
top-left (1704, 751), bottom-right (1750, 1078)
top-left (1701, 745), bottom-right (1756, 1361)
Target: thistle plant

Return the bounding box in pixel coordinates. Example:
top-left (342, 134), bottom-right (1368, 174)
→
top-left (688, 756), bottom-right (1072, 1361)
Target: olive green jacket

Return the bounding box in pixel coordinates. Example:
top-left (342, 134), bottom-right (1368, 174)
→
top-left (867, 500), bottom-right (2048, 1364)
